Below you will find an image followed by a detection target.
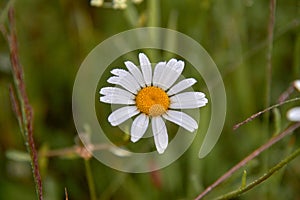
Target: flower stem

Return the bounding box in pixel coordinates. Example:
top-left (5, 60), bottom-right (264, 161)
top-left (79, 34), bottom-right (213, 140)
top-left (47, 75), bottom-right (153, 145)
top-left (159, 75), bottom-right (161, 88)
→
top-left (124, 1), bottom-right (139, 27)
top-left (263, 1), bottom-right (277, 196)
top-left (215, 147), bottom-right (300, 200)
top-left (265, 0), bottom-right (276, 110)
top-left (84, 159), bottom-right (97, 200)
top-left (147, 0), bottom-right (160, 60)
top-left (148, 0), bottom-right (160, 27)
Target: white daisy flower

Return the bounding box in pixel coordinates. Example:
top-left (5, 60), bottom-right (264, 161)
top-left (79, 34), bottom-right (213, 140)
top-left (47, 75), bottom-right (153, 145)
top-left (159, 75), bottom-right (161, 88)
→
top-left (286, 79), bottom-right (300, 122)
top-left (99, 53), bottom-right (208, 154)
top-left (287, 107), bottom-right (300, 122)
top-left (113, 0), bottom-right (127, 9)
top-left (293, 80), bottom-right (300, 92)
top-left (90, 0), bottom-right (104, 7)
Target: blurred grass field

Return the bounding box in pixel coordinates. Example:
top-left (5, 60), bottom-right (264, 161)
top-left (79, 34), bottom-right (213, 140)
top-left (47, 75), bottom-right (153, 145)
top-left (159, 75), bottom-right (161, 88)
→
top-left (0, 0), bottom-right (300, 199)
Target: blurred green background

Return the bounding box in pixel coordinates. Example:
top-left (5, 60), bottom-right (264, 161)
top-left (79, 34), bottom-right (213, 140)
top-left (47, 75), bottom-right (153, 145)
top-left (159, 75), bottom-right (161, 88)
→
top-left (0, 0), bottom-right (300, 199)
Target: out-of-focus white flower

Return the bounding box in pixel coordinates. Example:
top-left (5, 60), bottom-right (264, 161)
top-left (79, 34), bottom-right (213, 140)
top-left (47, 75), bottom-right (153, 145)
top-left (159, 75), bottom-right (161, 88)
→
top-left (90, 0), bottom-right (104, 7)
top-left (287, 107), bottom-right (300, 122)
top-left (286, 80), bottom-right (300, 122)
top-left (113, 0), bottom-right (127, 9)
top-left (293, 80), bottom-right (300, 92)
top-left (132, 0), bottom-right (143, 4)
top-left (99, 53), bottom-right (208, 154)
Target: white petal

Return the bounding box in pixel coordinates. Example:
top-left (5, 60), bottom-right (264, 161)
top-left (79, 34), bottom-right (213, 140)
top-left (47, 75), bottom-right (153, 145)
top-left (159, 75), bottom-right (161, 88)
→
top-left (108, 106), bottom-right (139, 126)
top-left (111, 68), bottom-right (128, 76)
top-left (100, 87), bottom-right (135, 99)
top-left (152, 61), bottom-right (166, 86)
top-left (159, 60), bottom-right (184, 90)
top-left (287, 107), bottom-right (300, 122)
top-left (125, 61), bottom-right (146, 87)
top-left (111, 69), bottom-right (141, 91)
top-left (100, 95), bottom-right (135, 105)
top-left (152, 116), bottom-right (168, 154)
top-left (130, 114), bottom-right (149, 142)
top-left (163, 110), bottom-right (198, 132)
top-left (157, 58), bottom-right (177, 89)
top-left (107, 75), bottom-right (140, 94)
top-left (170, 92), bottom-right (208, 109)
top-left (139, 53), bottom-right (152, 86)
top-left (294, 80), bottom-right (300, 92)
top-left (171, 91), bottom-right (205, 99)
top-left (167, 78), bottom-right (197, 96)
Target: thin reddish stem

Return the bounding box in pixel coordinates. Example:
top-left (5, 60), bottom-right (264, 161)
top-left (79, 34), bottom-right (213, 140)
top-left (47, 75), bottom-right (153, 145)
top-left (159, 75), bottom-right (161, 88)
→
top-left (1, 7), bottom-right (43, 200)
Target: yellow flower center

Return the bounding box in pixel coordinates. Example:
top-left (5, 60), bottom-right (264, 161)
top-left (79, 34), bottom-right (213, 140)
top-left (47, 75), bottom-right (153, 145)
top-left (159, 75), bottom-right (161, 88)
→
top-left (135, 86), bottom-right (170, 116)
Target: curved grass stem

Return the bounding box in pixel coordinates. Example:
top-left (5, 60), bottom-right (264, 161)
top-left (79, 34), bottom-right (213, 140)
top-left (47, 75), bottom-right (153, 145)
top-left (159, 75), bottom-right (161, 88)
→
top-left (84, 159), bottom-right (97, 200)
top-left (216, 147), bottom-right (300, 200)
top-left (233, 97), bottom-right (300, 130)
top-left (195, 122), bottom-right (300, 200)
